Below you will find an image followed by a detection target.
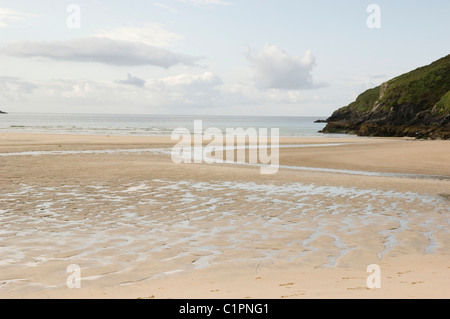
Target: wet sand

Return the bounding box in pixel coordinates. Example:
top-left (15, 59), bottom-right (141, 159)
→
top-left (0, 133), bottom-right (449, 298)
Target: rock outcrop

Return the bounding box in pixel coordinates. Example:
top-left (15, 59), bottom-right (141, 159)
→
top-left (321, 55), bottom-right (450, 139)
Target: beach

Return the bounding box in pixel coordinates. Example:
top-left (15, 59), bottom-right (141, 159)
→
top-left (0, 133), bottom-right (449, 299)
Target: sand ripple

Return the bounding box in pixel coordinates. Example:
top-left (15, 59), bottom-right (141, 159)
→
top-left (1, 179), bottom-right (449, 292)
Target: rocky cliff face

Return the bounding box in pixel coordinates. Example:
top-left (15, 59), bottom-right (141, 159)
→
top-left (321, 55), bottom-right (450, 139)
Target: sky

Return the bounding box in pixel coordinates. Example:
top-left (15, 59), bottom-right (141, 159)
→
top-left (0, 0), bottom-right (449, 116)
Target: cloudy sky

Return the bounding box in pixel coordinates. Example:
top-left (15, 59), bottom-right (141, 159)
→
top-left (0, 0), bottom-right (449, 116)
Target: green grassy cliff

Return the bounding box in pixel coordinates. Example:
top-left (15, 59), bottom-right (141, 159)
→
top-left (322, 54), bottom-right (450, 139)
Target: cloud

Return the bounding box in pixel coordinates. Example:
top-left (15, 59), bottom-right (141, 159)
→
top-left (147, 72), bottom-right (224, 105)
top-left (153, 72), bottom-right (223, 90)
top-left (0, 8), bottom-right (37, 27)
top-left (221, 82), bottom-right (307, 105)
top-left (3, 72), bottom-right (327, 114)
top-left (94, 23), bottom-right (182, 47)
top-left (0, 76), bottom-right (37, 102)
top-left (245, 44), bottom-right (323, 90)
top-left (3, 72), bottom-right (224, 112)
top-left (0, 76), bottom-right (36, 92)
top-left (0, 37), bottom-right (203, 68)
top-left (151, 2), bottom-right (178, 13)
top-left (117, 74), bottom-right (146, 87)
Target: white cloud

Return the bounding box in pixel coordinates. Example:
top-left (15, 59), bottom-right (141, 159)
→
top-left (153, 72), bottom-right (223, 90)
top-left (0, 37), bottom-right (203, 68)
top-left (0, 8), bottom-right (36, 27)
top-left (3, 72), bottom-right (224, 112)
top-left (221, 82), bottom-right (307, 105)
top-left (146, 72), bottom-right (224, 105)
top-left (94, 23), bottom-right (182, 47)
top-left (151, 2), bottom-right (178, 13)
top-left (0, 76), bottom-right (37, 102)
top-left (2, 72), bottom-right (328, 114)
top-left (245, 44), bottom-right (322, 90)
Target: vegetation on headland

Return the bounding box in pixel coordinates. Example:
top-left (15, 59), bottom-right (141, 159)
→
top-left (321, 54), bottom-right (450, 139)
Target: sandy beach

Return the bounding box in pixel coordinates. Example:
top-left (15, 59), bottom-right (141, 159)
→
top-left (0, 133), bottom-right (449, 299)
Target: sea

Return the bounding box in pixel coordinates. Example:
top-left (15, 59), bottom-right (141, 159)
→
top-left (0, 113), bottom-right (334, 137)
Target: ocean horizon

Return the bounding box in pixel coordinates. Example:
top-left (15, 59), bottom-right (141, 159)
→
top-left (0, 112), bottom-right (335, 137)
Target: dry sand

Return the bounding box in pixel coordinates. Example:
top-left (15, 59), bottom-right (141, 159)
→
top-left (0, 133), bottom-right (449, 299)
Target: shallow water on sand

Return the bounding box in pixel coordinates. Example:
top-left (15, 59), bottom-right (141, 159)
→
top-left (1, 179), bottom-right (449, 291)
top-left (1, 144), bottom-right (448, 180)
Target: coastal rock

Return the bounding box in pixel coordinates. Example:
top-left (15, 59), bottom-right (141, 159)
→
top-left (321, 54), bottom-right (450, 139)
